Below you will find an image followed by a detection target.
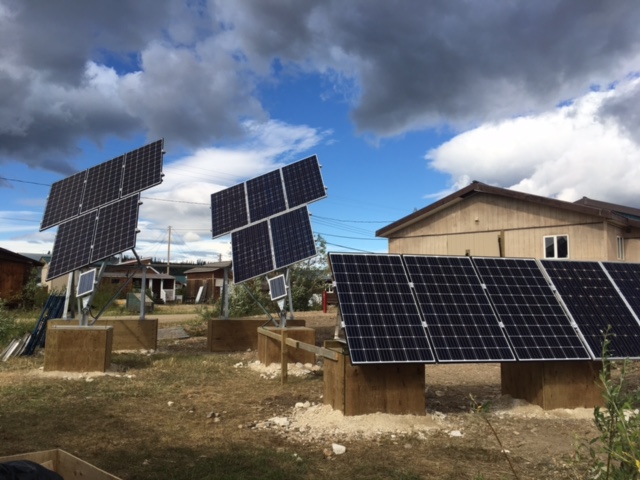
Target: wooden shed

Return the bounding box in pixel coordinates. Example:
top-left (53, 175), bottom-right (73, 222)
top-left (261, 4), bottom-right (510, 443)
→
top-left (184, 261), bottom-right (232, 303)
top-left (0, 248), bottom-right (43, 303)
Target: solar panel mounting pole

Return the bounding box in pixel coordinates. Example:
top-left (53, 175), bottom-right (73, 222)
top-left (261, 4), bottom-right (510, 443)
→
top-left (132, 249), bottom-right (147, 320)
top-left (285, 268), bottom-right (295, 322)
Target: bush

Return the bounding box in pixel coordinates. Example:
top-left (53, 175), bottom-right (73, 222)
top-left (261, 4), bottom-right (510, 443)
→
top-left (0, 299), bottom-right (35, 350)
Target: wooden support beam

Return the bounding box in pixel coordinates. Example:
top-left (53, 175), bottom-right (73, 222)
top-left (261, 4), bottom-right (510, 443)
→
top-left (257, 327), bottom-right (338, 360)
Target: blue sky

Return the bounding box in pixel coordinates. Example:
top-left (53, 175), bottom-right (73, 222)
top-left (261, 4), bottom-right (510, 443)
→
top-left (1, 1), bottom-right (640, 263)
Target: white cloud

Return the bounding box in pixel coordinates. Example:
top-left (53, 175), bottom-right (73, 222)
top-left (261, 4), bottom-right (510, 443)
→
top-left (426, 77), bottom-right (640, 207)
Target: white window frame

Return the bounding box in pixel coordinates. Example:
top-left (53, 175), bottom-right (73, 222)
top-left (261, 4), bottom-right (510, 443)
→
top-left (543, 235), bottom-right (569, 259)
top-left (617, 236), bottom-right (625, 260)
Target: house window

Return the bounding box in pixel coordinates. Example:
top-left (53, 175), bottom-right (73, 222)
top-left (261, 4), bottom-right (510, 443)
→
top-left (617, 236), bottom-right (625, 260)
top-left (544, 235), bottom-right (569, 259)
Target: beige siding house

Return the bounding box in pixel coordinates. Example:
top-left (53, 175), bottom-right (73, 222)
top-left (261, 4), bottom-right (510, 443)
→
top-left (376, 181), bottom-right (640, 261)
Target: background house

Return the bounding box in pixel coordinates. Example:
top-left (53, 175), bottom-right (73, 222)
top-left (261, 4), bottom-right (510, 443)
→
top-left (184, 261), bottom-right (232, 303)
top-left (0, 248), bottom-right (43, 303)
top-left (376, 181), bottom-right (640, 261)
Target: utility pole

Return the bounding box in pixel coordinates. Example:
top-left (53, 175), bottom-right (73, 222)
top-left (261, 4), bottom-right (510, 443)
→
top-left (167, 226), bottom-right (171, 275)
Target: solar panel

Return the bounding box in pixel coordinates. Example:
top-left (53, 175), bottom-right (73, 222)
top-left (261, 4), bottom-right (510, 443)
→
top-left (77, 269), bottom-right (97, 297)
top-left (91, 194), bottom-right (140, 262)
top-left (282, 155), bottom-right (326, 209)
top-left (541, 260), bottom-right (640, 359)
top-left (40, 139), bottom-right (163, 231)
top-left (403, 255), bottom-right (515, 362)
top-left (246, 170), bottom-right (287, 222)
top-left (269, 275), bottom-right (287, 301)
top-left (231, 221), bottom-right (274, 283)
top-left (211, 183), bottom-right (248, 238)
top-left (47, 211), bottom-right (97, 280)
top-left (40, 171), bottom-right (87, 230)
top-left (601, 262), bottom-right (640, 323)
top-left (121, 139), bottom-right (164, 196)
top-left (271, 207), bottom-right (316, 269)
top-left (81, 155), bottom-right (124, 213)
top-left (473, 257), bottom-right (591, 360)
top-left (329, 253), bottom-right (435, 364)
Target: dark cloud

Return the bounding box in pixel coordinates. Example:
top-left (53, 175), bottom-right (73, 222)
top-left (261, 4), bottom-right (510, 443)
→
top-left (597, 80), bottom-right (640, 144)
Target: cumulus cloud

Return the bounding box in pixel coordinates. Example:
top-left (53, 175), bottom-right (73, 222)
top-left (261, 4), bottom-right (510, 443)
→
top-left (426, 77), bottom-right (640, 207)
top-left (3, 0), bottom-right (640, 174)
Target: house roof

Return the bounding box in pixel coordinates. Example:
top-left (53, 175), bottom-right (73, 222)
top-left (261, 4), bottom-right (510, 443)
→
top-left (0, 248), bottom-right (44, 266)
top-left (184, 261), bottom-right (232, 274)
top-left (376, 181), bottom-right (640, 238)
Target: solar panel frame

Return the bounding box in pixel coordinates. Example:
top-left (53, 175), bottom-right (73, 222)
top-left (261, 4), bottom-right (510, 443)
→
top-left (329, 253), bottom-right (436, 364)
top-left (269, 275), bottom-right (287, 301)
top-left (600, 261), bottom-right (640, 330)
top-left (211, 183), bottom-right (248, 238)
top-left (246, 170), bottom-right (287, 223)
top-left (270, 206), bottom-right (317, 270)
top-left (472, 257), bottom-right (591, 361)
top-left (231, 221), bottom-right (274, 283)
top-left (282, 155), bottom-right (326, 209)
top-left (541, 260), bottom-right (640, 360)
top-left (404, 255), bottom-right (515, 363)
top-left (40, 171), bottom-right (87, 230)
top-left (77, 268), bottom-right (97, 297)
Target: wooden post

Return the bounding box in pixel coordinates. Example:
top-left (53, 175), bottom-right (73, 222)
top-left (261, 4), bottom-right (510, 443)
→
top-left (281, 330), bottom-right (288, 384)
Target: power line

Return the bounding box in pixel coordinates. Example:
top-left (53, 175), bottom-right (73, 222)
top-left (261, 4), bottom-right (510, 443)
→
top-left (314, 215), bottom-right (394, 223)
top-left (0, 176), bottom-right (51, 187)
top-left (316, 231), bottom-right (385, 241)
top-left (0, 216), bottom-right (41, 223)
top-left (141, 196), bottom-right (209, 206)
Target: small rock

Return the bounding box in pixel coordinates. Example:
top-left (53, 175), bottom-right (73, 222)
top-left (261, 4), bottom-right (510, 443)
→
top-left (435, 390), bottom-right (445, 397)
top-left (270, 417), bottom-right (290, 427)
top-left (214, 417), bottom-right (221, 423)
top-left (332, 443), bottom-right (346, 455)
top-left (449, 430), bottom-right (463, 437)
top-left (85, 377), bottom-right (94, 383)
top-left (322, 448), bottom-right (333, 458)
top-left (206, 411), bottom-right (215, 419)
top-left (167, 401), bottom-right (174, 407)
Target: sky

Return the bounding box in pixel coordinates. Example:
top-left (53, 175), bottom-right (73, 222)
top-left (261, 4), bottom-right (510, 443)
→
top-left (1, 0), bottom-right (640, 264)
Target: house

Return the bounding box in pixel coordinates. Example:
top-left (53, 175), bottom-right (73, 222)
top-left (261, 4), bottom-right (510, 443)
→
top-left (184, 261), bottom-right (232, 303)
top-left (376, 181), bottom-right (640, 262)
top-left (101, 258), bottom-right (176, 303)
top-left (0, 247), bottom-right (43, 303)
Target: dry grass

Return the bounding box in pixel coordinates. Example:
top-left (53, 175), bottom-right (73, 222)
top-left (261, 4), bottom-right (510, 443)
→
top-left (0, 309), bottom-right (610, 479)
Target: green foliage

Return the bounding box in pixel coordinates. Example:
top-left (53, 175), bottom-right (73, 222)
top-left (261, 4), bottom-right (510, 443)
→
top-left (228, 279), bottom-right (272, 317)
top-left (0, 299), bottom-right (36, 349)
top-left (580, 336), bottom-right (640, 479)
top-left (286, 235), bottom-right (329, 311)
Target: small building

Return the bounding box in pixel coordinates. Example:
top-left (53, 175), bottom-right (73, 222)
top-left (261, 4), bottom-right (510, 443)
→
top-left (376, 181), bottom-right (640, 262)
top-left (184, 261), bottom-right (232, 303)
top-left (101, 258), bottom-right (176, 303)
top-left (0, 248), bottom-right (43, 303)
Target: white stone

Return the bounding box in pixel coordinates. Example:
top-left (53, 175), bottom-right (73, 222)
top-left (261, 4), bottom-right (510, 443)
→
top-left (270, 417), bottom-right (290, 427)
top-left (449, 430), bottom-right (463, 437)
top-left (332, 443), bottom-right (346, 455)
top-left (167, 401), bottom-right (174, 407)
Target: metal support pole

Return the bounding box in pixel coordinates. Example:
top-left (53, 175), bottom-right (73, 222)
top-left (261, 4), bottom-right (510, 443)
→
top-left (285, 268), bottom-right (295, 322)
top-left (62, 272), bottom-right (74, 320)
top-left (241, 283), bottom-right (274, 323)
top-left (221, 266), bottom-right (230, 319)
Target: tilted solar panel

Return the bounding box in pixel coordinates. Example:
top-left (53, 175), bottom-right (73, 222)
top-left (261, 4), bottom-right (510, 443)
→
top-left (601, 262), bottom-right (640, 322)
top-left (271, 206), bottom-right (316, 269)
top-left (81, 155), bottom-right (124, 213)
top-left (77, 269), bottom-right (97, 297)
top-left (121, 139), bottom-right (164, 197)
top-left (246, 170), bottom-right (287, 223)
top-left (231, 221), bottom-right (274, 283)
top-left (211, 183), bottom-right (248, 238)
top-left (473, 257), bottom-right (591, 360)
top-left (329, 253), bottom-right (435, 364)
top-left (47, 211), bottom-right (97, 280)
top-left (404, 255), bottom-right (515, 362)
top-left (282, 155), bottom-right (326, 209)
top-left (40, 171), bottom-right (87, 230)
top-left (541, 260), bottom-right (640, 359)
top-left (269, 275), bottom-right (287, 301)
top-left (91, 194), bottom-right (140, 262)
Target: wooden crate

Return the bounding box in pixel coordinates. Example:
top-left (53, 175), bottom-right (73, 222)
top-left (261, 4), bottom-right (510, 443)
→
top-left (258, 327), bottom-right (316, 365)
top-left (323, 344), bottom-right (425, 416)
top-left (49, 319), bottom-right (157, 350)
top-left (501, 361), bottom-right (604, 410)
top-left (207, 318), bottom-right (305, 352)
top-left (0, 449), bottom-right (121, 479)
top-left (44, 326), bottom-right (113, 372)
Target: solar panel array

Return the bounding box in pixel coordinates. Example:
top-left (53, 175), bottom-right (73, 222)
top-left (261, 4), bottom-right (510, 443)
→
top-left (41, 139), bottom-right (163, 230)
top-left (210, 155), bottom-right (326, 239)
top-left (231, 206), bottom-right (317, 283)
top-left (47, 194), bottom-right (141, 279)
top-left (330, 254), bottom-right (640, 364)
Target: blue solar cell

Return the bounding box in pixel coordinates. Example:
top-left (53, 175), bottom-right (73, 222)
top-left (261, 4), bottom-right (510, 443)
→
top-left (329, 253), bottom-right (435, 364)
top-left (404, 255), bottom-right (515, 362)
top-left (40, 171), bottom-right (87, 230)
top-left (211, 183), bottom-right (248, 238)
top-left (231, 221), bottom-right (274, 283)
top-left (81, 155), bottom-right (124, 213)
top-left (77, 269), bottom-right (97, 297)
top-left (541, 260), bottom-right (640, 359)
top-left (121, 139), bottom-right (164, 197)
top-left (47, 211), bottom-right (97, 280)
top-left (473, 257), bottom-right (591, 360)
top-left (269, 275), bottom-right (287, 301)
top-left (91, 195), bottom-right (139, 262)
top-left (282, 155), bottom-right (326, 209)
top-left (270, 207), bottom-right (316, 269)
top-left (246, 170), bottom-right (286, 222)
